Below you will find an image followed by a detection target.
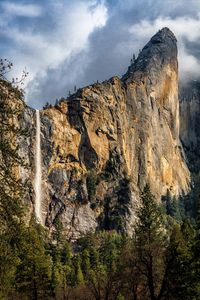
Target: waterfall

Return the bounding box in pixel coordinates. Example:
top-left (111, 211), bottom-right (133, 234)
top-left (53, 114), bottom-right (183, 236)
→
top-left (34, 109), bottom-right (43, 223)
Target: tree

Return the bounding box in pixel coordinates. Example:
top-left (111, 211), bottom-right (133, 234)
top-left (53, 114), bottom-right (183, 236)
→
top-left (15, 220), bottom-right (52, 300)
top-left (55, 99), bottom-right (59, 107)
top-left (134, 185), bottom-right (169, 300)
top-left (78, 232), bottom-right (125, 300)
top-left (162, 189), bottom-right (184, 222)
top-left (122, 238), bottom-right (144, 300)
top-left (86, 169), bottom-right (97, 201)
top-left (73, 254), bottom-right (84, 285)
top-left (165, 220), bottom-right (196, 300)
top-left (0, 59), bottom-right (28, 298)
top-left (53, 216), bottom-right (64, 245)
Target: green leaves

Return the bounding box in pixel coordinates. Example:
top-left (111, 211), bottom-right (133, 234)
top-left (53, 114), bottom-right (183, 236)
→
top-left (14, 222), bottom-right (52, 299)
top-left (0, 62), bottom-right (28, 299)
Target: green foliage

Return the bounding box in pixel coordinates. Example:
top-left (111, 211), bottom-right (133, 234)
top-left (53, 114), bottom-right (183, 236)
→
top-left (98, 176), bottom-right (131, 232)
top-left (86, 169), bottom-right (97, 201)
top-left (53, 216), bottom-right (64, 244)
top-left (15, 221), bottom-right (52, 299)
top-left (165, 220), bottom-right (197, 300)
top-left (134, 185), bottom-right (169, 300)
top-left (162, 189), bottom-right (186, 222)
top-left (0, 60), bottom-right (28, 299)
top-left (81, 249), bottom-right (90, 274)
top-left (117, 293), bottom-right (125, 300)
top-left (76, 231), bottom-right (126, 299)
top-left (0, 235), bottom-right (20, 299)
top-left (136, 185), bottom-right (166, 245)
top-left (0, 183), bottom-right (200, 299)
top-left (73, 254), bottom-right (84, 285)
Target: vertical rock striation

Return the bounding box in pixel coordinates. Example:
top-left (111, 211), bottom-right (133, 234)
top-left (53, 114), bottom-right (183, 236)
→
top-left (180, 81), bottom-right (200, 173)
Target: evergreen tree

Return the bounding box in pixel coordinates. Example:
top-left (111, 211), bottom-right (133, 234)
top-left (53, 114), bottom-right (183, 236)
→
top-left (15, 220), bottom-right (52, 300)
top-left (0, 60), bottom-right (28, 298)
top-left (134, 185), bottom-right (168, 300)
top-left (82, 249), bottom-right (91, 275)
top-left (166, 220), bottom-right (196, 300)
top-left (73, 254), bottom-right (84, 285)
top-left (78, 232), bottom-right (125, 300)
top-left (55, 99), bottom-right (59, 107)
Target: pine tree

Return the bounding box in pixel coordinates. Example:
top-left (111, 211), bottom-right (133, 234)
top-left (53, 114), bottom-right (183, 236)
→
top-left (78, 232), bottom-right (125, 300)
top-left (166, 220), bottom-right (196, 300)
top-left (82, 249), bottom-right (91, 274)
top-left (0, 60), bottom-right (28, 298)
top-left (15, 220), bottom-right (52, 300)
top-left (73, 254), bottom-right (84, 285)
top-left (134, 185), bottom-right (168, 300)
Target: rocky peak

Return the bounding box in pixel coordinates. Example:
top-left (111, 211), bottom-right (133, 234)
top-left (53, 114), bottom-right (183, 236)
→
top-left (123, 27), bottom-right (177, 81)
top-left (123, 27), bottom-right (179, 141)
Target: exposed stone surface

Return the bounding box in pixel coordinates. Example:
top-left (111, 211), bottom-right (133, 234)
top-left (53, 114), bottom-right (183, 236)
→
top-left (1, 28), bottom-right (192, 239)
top-left (180, 81), bottom-right (200, 172)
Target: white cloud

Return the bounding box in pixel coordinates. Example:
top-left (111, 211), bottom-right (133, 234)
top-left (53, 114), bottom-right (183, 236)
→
top-left (129, 15), bottom-right (200, 80)
top-left (2, 2), bottom-right (42, 17)
top-left (3, 0), bottom-right (200, 108)
top-left (129, 15), bottom-right (200, 42)
top-left (1, 0), bottom-right (108, 105)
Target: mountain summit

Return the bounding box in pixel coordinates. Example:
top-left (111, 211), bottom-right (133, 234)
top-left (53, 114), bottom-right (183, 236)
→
top-left (123, 27), bottom-right (177, 81)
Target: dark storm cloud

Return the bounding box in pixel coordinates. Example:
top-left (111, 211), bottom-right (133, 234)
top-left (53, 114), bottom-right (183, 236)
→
top-left (1, 0), bottom-right (200, 108)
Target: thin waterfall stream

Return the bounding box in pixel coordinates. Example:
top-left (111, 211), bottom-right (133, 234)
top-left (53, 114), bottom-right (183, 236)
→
top-left (34, 109), bottom-right (42, 223)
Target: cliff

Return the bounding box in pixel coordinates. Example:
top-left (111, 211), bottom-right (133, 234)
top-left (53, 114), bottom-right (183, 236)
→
top-left (3, 28), bottom-right (192, 239)
top-left (179, 81), bottom-right (200, 173)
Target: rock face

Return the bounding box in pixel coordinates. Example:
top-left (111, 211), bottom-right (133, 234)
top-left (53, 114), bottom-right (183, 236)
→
top-left (5, 28), bottom-right (192, 239)
top-left (179, 81), bottom-right (200, 173)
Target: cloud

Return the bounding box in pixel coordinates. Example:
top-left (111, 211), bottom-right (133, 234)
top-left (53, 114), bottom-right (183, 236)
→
top-left (129, 15), bottom-right (200, 80)
top-left (2, 2), bottom-right (42, 17)
top-left (0, 1), bottom-right (108, 107)
top-left (2, 0), bottom-right (200, 108)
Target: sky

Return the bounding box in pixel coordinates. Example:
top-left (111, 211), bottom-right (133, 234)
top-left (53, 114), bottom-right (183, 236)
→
top-left (1, 0), bottom-right (200, 108)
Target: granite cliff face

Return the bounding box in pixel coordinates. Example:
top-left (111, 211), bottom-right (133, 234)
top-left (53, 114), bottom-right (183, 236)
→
top-left (6, 28), bottom-right (192, 238)
top-left (180, 81), bottom-right (200, 173)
